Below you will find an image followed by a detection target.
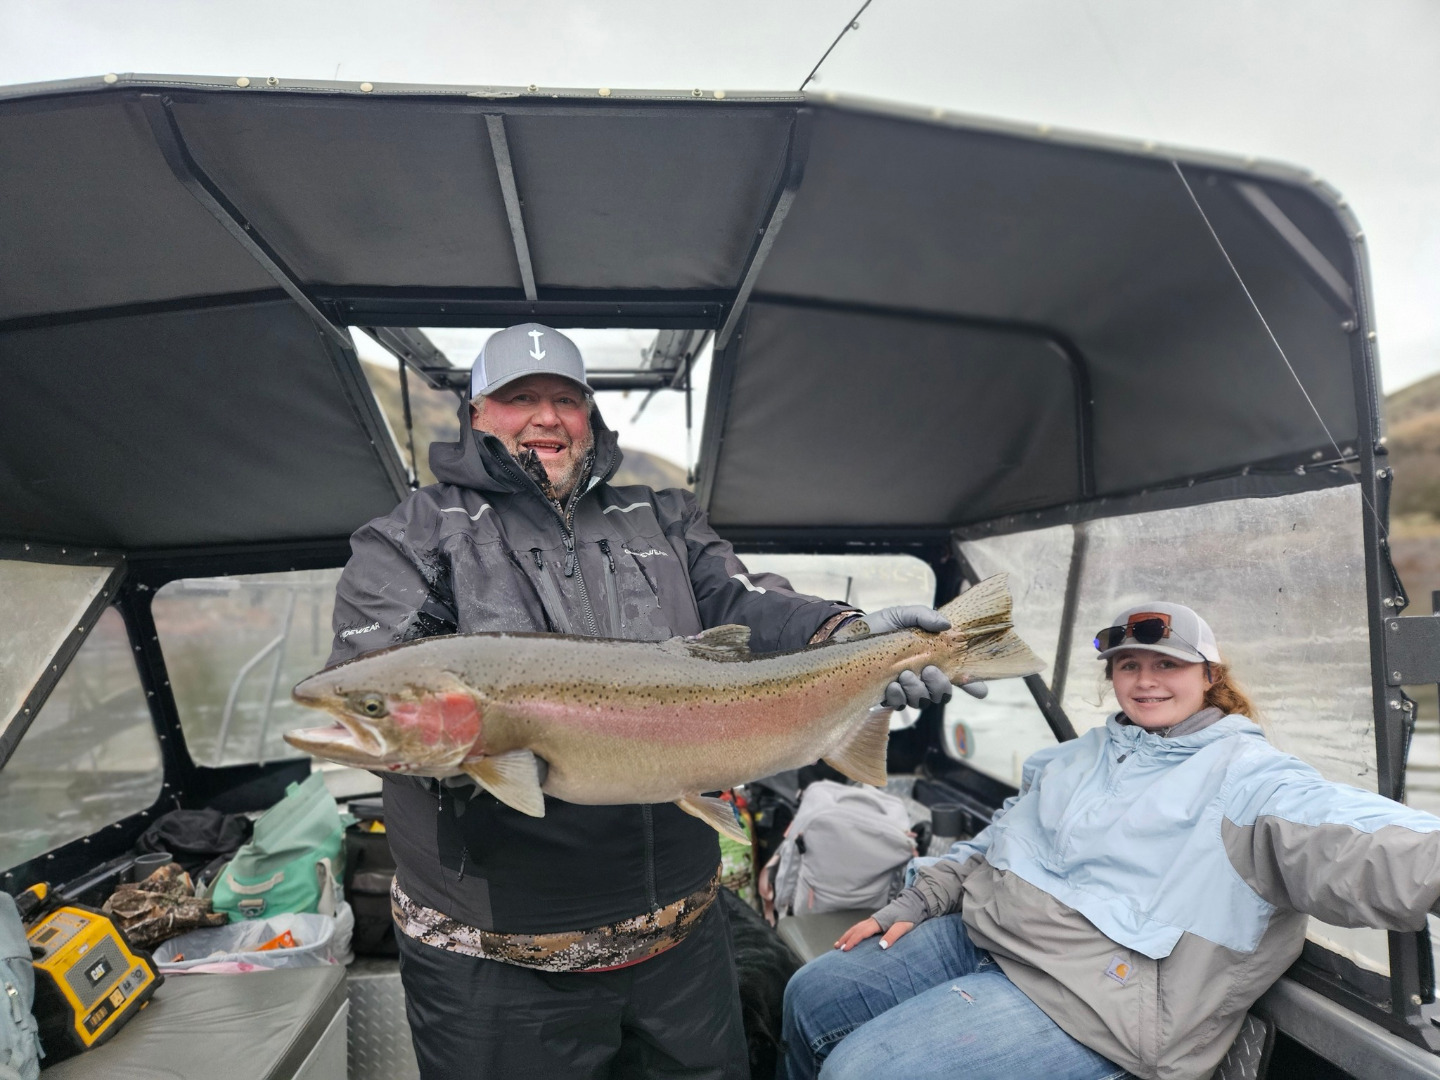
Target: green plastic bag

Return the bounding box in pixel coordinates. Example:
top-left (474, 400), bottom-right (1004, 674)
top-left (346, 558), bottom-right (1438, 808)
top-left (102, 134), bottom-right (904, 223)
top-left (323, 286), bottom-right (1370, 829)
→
top-left (211, 773), bottom-right (354, 922)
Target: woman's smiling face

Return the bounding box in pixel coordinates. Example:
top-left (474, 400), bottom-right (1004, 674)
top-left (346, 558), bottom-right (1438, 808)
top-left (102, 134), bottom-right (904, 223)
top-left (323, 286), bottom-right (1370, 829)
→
top-left (1110, 649), bottom-right (1209, 730)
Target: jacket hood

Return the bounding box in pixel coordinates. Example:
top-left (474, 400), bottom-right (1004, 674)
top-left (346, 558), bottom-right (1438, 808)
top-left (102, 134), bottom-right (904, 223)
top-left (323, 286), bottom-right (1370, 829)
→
top-left (1105, 709), bottom-right (1263, 757)
top-left (429, 395), bottom-right (623, 496)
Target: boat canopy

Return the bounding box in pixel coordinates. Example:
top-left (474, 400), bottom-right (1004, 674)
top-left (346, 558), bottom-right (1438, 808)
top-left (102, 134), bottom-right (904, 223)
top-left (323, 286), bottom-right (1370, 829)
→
top-left (0, 75), bottom-right (1374, 550)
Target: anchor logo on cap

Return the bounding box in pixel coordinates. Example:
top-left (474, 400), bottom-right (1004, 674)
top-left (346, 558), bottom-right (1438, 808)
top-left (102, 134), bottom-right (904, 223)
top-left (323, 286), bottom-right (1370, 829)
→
top-left (528, 329), bottom-right (546, 360)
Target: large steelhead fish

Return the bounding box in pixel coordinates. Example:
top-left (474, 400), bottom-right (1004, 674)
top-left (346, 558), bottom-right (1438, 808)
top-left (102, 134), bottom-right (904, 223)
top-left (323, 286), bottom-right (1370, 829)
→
top-left (285, 574), bottom-right (1041, 843)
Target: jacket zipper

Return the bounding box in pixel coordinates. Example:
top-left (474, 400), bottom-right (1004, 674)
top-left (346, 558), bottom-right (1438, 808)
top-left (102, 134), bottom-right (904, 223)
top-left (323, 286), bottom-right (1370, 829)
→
top-left (529, 548), bottom-right (576, 635)
top-left (493, 449), bottom-right (601, 638)
top-left (597, 539), bottom-right (622, 635)
top-left (641, 805), bottom-right (659, 912)
top-left (563, 532), bottom-right (601, 637)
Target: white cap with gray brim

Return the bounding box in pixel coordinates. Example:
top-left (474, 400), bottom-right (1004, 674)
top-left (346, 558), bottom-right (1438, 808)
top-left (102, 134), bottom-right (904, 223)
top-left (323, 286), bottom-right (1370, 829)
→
top-left (1095, 601), bottom-right (1221, 664)
top-left (470, 322), bottom-right (592, 399)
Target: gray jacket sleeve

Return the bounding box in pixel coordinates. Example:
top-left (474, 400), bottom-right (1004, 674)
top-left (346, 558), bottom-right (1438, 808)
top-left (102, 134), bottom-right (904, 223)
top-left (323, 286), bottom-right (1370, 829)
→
top-left (871, 786), bottom-right (1034, 930)
top-left (326, 505), bottom-right (457, 667)
top-left (873, 844), bottom-right (991, 930)
top-left (1223, 752), bottom-right (1440, 930)
top-left (660, 489), bottom-right (853, 652)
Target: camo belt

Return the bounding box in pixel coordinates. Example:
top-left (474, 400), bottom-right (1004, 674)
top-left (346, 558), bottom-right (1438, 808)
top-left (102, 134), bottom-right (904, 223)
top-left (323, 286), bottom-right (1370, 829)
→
top-left (391, 869), bottom-right (720, 973)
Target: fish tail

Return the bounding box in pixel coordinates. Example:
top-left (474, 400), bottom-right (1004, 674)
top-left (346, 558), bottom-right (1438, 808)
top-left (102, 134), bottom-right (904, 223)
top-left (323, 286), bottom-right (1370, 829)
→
top-left (937, 573), bottom-right (1046, 682)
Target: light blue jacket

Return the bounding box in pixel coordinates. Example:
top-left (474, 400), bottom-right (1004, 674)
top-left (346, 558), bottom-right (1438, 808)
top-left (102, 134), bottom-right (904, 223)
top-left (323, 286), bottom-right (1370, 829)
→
top-left (874, 709), bottom-right (1440, 1079)
top-left (973, 711), bottom-right (1440, 956)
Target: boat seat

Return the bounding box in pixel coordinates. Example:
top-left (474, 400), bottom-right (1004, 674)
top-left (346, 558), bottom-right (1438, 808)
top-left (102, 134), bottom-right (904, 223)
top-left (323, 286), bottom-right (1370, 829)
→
top-left (43, 965), bottom-right (348, 1080)
top-left (776, 910), bottom-right (872, 963)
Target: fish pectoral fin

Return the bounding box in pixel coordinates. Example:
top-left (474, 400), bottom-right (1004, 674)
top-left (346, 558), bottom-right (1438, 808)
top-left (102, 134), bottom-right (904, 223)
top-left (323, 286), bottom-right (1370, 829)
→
top-left (462, 750), bottom-right (547, 817)
top-left (676, 794), bottom-right (750, 845)
top-left (661, 624), bottom-right (753, 662)
top-left (823, 710), bottom-right (892, 788)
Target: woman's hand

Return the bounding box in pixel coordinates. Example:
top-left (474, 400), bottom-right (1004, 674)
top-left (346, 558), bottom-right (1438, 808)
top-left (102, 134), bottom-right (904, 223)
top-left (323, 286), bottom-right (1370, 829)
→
top-left (834, 917), bottom-right (915, 951)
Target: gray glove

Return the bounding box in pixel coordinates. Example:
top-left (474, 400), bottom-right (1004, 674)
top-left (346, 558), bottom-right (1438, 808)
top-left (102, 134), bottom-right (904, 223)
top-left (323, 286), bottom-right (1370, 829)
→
top-left (860, 605), bottom-right (989, 708)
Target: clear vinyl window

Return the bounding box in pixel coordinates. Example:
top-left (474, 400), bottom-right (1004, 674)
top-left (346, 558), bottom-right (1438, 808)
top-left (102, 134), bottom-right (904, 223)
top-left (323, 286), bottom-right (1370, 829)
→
top-left (955, 526), bottom-right (1075, 785)
top-left (153, 569), bottom-right (341, 768)
top-left (740, 553), bottom-right (938, 731)
top-left (0, 606), bottom-right (163, 872)
top-left (0, 558), bottom-right (114, 745)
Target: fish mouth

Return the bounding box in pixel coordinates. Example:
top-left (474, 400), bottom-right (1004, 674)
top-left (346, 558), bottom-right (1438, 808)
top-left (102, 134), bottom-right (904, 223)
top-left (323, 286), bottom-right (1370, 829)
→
top-left (289, 679), bottom-right (388, 759)
top-left (283, 716), bottom-right (387, 761)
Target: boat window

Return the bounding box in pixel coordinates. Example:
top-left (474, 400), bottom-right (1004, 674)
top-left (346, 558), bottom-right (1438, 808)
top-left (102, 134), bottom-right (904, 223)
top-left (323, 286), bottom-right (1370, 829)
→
top-left (0, 558), bottom-right (114, 743)
top-left (355, 327), bottom-right (713, 492)
top-left (152, 569), bottom-right (341, 768)
top-left (740, 553), bottom-right (937, 731)
top-left (740, 553), bottom-right (936, 612)
top-left (953, 525), bottom-right (1076, 784)
top-left (0, 606), bottom-right (163, 872)
top-left (1059, 486), bottom-right (1373, 786)
top-left (1055, 484), bottom-right (1383, 974)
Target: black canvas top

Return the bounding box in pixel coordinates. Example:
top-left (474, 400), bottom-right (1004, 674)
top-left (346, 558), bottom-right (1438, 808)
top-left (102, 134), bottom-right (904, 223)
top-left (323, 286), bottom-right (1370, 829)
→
top-left (0, 75), bottom-right (1374, 550)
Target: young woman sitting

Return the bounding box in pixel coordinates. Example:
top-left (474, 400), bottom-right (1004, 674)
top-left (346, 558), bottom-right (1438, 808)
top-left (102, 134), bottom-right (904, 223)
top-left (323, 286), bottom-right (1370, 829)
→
top-left (779, 602), bottom-right (1440, 1080)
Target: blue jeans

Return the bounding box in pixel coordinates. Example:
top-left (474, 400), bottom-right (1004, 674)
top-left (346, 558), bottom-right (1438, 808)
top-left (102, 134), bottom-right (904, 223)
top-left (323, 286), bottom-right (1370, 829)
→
top-left (779, 914), bottom-right (1129, 1080)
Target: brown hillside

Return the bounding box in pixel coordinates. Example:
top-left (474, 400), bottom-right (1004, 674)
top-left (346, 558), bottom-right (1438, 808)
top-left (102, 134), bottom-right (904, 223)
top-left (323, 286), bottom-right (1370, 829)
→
top-left (1383, 371), bottom-right (1440, 605)
top-left (1388, 373), bottom-right (1440, 430)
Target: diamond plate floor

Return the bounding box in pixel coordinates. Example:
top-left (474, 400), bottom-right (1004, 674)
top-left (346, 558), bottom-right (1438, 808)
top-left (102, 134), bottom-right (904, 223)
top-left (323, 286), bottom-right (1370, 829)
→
top-left (1212, 1012), bottom-right (1274, 1080)
top-left (347, 957), bottom-right (419, 1080)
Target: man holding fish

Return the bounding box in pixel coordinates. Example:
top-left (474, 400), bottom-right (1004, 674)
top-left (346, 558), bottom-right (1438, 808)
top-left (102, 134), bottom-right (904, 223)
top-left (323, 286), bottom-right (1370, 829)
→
top-left (311, 323), bottom-right (1003, 1079)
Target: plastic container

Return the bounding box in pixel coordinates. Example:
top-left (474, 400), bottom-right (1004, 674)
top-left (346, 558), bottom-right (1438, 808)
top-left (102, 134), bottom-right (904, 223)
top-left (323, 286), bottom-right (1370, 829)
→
top-left (128, 851), bottom-right (173, 883)
top-left (926, 803), bottom-right (964, 857)
top-left (151, 908), bottom-right (347, 971)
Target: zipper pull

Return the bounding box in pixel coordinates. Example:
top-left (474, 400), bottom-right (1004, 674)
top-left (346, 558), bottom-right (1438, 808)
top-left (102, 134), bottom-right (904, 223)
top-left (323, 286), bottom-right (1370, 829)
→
top-left (598, 538), bottom-right (616, 572)
top-left (531, 548), bottom-right (544, 571)
top-left (563, 534), bottom-right (576, 577)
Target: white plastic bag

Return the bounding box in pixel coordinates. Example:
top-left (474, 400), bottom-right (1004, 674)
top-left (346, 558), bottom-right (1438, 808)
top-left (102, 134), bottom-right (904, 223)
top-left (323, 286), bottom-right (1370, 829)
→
top-left (152, 910), bottom-right (338, 972)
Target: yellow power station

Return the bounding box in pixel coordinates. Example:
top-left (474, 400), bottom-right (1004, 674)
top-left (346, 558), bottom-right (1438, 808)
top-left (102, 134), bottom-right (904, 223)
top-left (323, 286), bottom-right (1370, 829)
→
top-left (25, 903), bottom-right (162, 1061)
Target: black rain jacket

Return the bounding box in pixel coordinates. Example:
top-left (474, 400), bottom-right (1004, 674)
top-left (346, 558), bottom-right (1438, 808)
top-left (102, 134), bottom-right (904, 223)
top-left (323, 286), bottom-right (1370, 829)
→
top-left (326, 403), bottom-right (850, 934)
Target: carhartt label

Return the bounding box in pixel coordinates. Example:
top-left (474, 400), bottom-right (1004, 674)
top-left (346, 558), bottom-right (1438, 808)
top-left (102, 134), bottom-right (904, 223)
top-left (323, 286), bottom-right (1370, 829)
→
top-left (1105, 955), bottom-right (1132, 985)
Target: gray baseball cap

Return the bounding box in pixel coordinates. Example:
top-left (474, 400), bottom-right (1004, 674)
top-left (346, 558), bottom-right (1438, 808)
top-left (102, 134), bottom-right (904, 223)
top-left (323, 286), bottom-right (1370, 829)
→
top-left (1094, 602), bottom-right (1221, 664)
top-left (470, 323), bottom-right (592, 399)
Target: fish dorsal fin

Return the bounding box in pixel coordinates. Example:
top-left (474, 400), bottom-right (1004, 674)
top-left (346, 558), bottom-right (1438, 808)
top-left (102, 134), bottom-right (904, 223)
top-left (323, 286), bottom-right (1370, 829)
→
top-left (831, 617), bottom-right (870, 642)
top-left (462, 749), bottom-right (547, 817)
top-left (663, 624), bottom-right (753, 661)
top-left (936, 574), bottom-right (1013, 636)
top-left (676, 793), bottom-right (750, 845)
top-left (823, 709), bottom-right (892, 788)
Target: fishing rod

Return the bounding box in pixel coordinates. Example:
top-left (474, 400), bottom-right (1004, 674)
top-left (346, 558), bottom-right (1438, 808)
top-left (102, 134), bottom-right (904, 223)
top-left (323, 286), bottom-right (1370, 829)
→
top-left (799, 0), bottom-right (874, 91)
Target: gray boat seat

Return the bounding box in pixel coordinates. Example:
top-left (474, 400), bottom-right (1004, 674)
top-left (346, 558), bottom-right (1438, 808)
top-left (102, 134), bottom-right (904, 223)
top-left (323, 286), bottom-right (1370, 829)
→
top-left (43, 965), bottom-right (348, 1080)
top-left (776, 910), bottom-right (872, 963)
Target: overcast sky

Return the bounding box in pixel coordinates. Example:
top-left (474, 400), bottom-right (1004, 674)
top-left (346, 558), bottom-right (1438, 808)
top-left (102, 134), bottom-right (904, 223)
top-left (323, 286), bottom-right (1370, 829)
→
top-left (3, 0), bottom-right (1436, 403)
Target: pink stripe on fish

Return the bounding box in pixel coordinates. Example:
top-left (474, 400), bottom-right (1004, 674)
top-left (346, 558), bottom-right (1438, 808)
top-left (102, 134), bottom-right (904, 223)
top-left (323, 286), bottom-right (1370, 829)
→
top-left (511, 677), bottom-right (855, 745)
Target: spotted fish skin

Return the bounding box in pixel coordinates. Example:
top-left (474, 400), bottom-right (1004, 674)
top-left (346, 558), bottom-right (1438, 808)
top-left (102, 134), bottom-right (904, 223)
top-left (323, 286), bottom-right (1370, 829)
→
top-left (285, 574), bottom-right (1042, 840)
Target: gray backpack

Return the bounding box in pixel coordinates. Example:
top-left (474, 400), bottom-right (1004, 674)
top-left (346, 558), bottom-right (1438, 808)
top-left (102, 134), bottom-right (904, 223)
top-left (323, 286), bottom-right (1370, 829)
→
top-left (772, 781), bottom-right (916, 917)
top-left (0, 892), bottom-right (42, 1080)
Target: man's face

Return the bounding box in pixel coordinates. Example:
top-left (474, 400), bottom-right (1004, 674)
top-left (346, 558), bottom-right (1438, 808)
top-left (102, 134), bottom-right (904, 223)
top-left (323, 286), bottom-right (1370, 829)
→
top-left (471, 374), bottom-right (594, 499)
